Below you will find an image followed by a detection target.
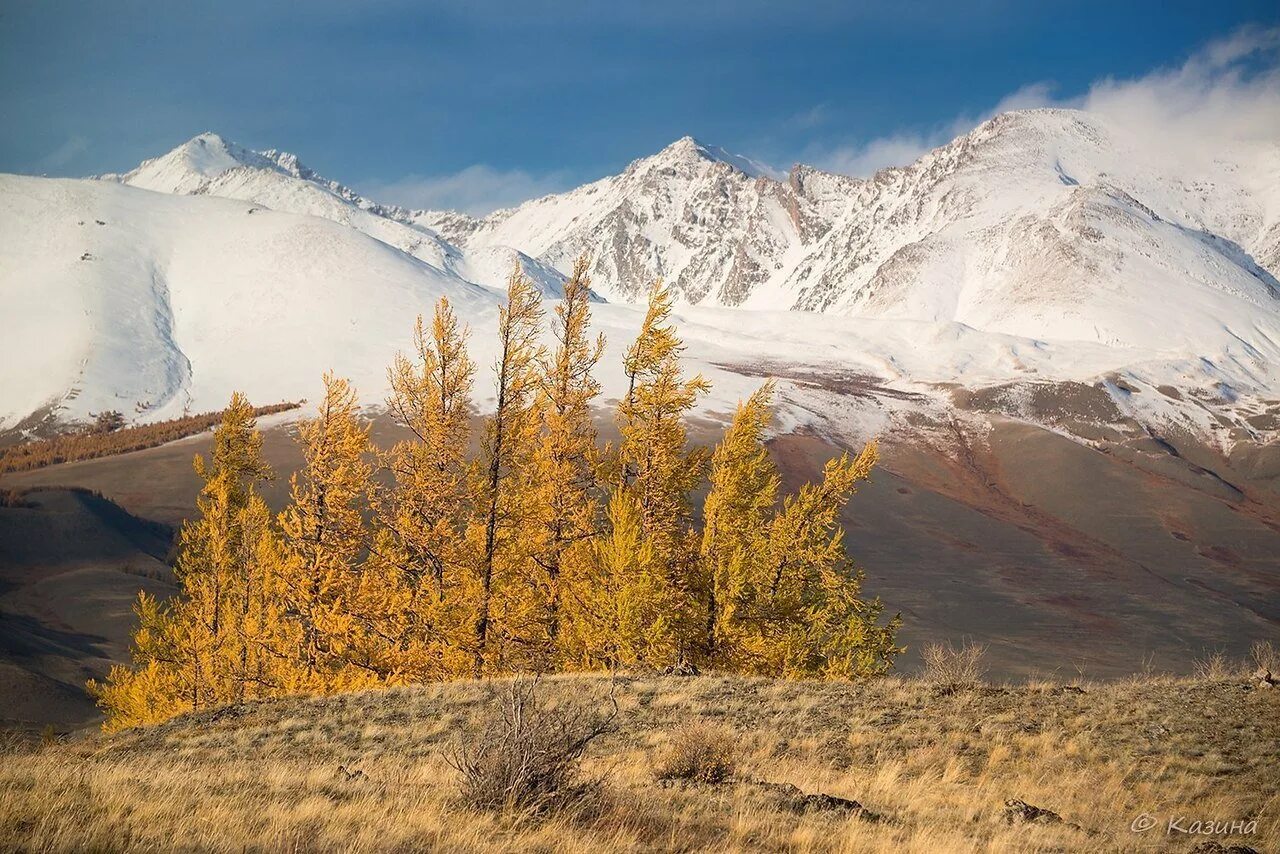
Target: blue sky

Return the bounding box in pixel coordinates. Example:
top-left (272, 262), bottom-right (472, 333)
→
top-left (2, 1), bottom-right (1278, 213)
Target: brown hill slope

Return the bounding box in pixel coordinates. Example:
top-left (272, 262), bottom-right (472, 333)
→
top-left (0, 487), bottom-right (174, 728)
top-left (1, 413), bottom-right (1277, 729)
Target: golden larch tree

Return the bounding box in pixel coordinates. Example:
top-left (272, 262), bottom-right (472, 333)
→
top-left (275, 373), bottom-right (377, 693)
top-left (700, 380), bottom-right (781, 668)
top-left (471, 266), bottom-right (545, 676)
top-left (744, 442), bottom-right (902, 677)
top-left (90, 392), bottom-right (274, 730)
top-left (374, 298), bottom-right (477, 679)
top-left (563, 490), bottom-right (673, 668)
top-left (611, 282), bottom-right (710, 665)
top-left (524, 256), bottom-right (605, 668)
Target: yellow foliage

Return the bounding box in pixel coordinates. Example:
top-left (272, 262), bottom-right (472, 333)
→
top-left (375, 297), bottom-right (477, 681)
top-left (613, 282), bottom-right (710, 665)
top-left (523, 257), bottom-right (606, 668)
top-left (471, 266), bottom-right (545, 676)
top-left (91, 393), bottom-right (278, 729)
top-left (96, 258), bottom-right (900, 732)
top-left (275, 373), bottom-right (377, 693)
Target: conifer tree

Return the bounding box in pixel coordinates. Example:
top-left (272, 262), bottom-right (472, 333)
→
top-left (376, 299), bottom-right (476, 679)
top-left (275, 373), bottom-right (376, 692)
top-left (525, 256), bottom-right (605, 666)
top-left (700, 380), bottom-right (781, 667)
top-left (91, 392), bottom-right (273, 730)
top-left (613, 282), bottom-right (710, 664)
top-left (471, 267), bottom-right (545, 676)
top-left (745, 442), bottom-right (902, 677)
top-left (562, 490), bottom-right (672, 667)
top-left (228, 492), bottom-right (287, 701)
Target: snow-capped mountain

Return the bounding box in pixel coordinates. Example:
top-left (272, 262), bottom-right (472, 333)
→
top-left (2, 110), bottom-right (1279, 450)
top-left (0, 173), bottom-right (493, 428)
top-left (445, 112), bottom-right (1280, 353)
top-left (427, 135), bottom-right (847, 307)
top-left (99, 132), bottom-right (571, 299)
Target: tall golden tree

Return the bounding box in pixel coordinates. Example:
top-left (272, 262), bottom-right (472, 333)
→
top-left (700, 380), bottom-right (781, 667)
top-left (524, 256), bottom-right (605, 667)
top-left (611, 282), bottom-right (709, 665)
top-left (471, 266), bottom-right (545, 676)
top-left (375, 298), bottom-right (477, 679)
top-left (91, 393), bottom-right (274, 730)
top-left (275, 373), bottom-right (376, 692)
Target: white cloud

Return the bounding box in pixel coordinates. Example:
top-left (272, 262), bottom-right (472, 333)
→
top-left (784, 104), bottom-right (830, 132)
top-left (808, 82), bottom-right (1055, 176)
top-left (1079, 25), bottom-right (1280, 164)
top-left (810, 26), bottom-right (1280, 177)
top-left (360, 165), bottom-right (573, 216)
top-left (39, 134), bottom-right (91, 171)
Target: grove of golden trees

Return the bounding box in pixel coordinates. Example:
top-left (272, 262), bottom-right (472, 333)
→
top-left (0, 401), bottom-right (299, 474)
top-left (91, 259), bottom-right (901, 731)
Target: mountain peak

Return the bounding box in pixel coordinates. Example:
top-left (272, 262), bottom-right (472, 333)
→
top-left (170, 132), bottom-right (264, 173)
top-left (641, 136), bottom-right (779, 179)
top-left (107, 133), bottom-right (336, 198)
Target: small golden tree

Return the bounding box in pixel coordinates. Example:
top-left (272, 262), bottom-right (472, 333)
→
top-left (742, 443), bottom-right (901, 677)
top-left (91, 393), bottom-right (274, 730)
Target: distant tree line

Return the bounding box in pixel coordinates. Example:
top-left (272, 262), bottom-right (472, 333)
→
top-left (0, 402), bottom-right (301, 474)
top-left (91, 257), bottom-right (901, 731)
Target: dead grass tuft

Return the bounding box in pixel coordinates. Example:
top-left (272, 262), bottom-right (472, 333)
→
top-left (652, 723), bottom-right (738, 785)
top-left (1250, 640), bottom-right (1279, 675)
top-left (1192, 649), bottom-right (1239, 681)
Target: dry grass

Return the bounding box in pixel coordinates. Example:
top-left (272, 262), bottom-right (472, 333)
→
top-left (652, 723), bottom-right (739, 785)
top-left (1192, 650), bottom-right (1240, 681)
top-left (1, 673), bottom-right (1276, 852)
top-left (1251, 640), bottom-right (1279, 675)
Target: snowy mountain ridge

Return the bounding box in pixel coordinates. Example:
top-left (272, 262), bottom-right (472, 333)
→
top-left (2, 109), bottom-right (1279, 451)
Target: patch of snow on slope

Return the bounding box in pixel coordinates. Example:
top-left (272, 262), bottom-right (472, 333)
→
top-left (0, 174), bottom-right (494, 428)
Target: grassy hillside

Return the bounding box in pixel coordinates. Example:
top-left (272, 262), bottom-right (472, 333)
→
top-left (3, 673), bottom-right (1275, 852)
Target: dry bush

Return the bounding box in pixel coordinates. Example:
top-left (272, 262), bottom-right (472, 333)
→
top-left (1250, 640), bottom-right (1279, 674)
top-left (448, 678), bottom-right (616, 814)
top-left (920, 641), bottom-right (988, 686)
top-left (652, 723), bottom-right (738, 784)
top-left (1192, 649), bottom-right (1238, 680)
